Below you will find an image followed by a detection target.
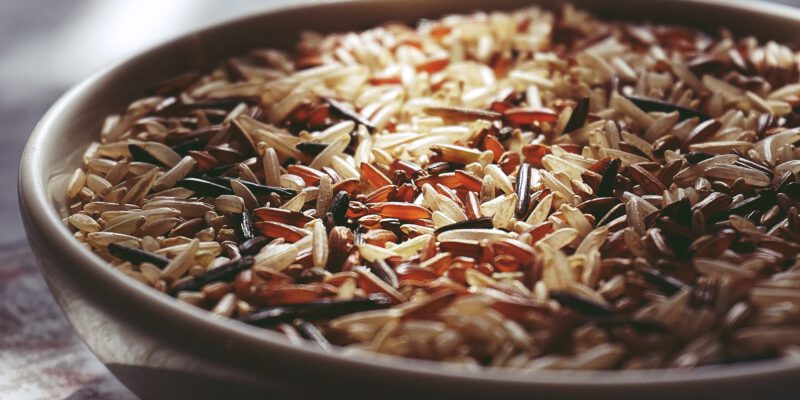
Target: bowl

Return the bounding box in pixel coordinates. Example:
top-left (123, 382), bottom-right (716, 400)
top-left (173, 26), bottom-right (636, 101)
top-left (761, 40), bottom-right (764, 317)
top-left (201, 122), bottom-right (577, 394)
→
top-left (19, 0), bottom-right (800, 398)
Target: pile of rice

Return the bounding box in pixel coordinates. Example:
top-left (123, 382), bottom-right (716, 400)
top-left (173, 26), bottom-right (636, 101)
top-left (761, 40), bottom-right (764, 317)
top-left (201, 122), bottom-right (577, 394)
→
top-left (65, 4), bottom-right (800, 370)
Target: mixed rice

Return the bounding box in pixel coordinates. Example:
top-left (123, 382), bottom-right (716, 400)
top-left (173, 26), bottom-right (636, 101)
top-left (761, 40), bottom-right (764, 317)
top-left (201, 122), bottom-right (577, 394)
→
top-left (65, 5), bottom-right (800, 370)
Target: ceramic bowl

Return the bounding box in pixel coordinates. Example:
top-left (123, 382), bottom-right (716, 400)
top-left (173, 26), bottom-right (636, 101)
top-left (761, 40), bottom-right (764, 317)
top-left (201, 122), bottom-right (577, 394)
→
top-left (19, 0), bottom-right (800, 398)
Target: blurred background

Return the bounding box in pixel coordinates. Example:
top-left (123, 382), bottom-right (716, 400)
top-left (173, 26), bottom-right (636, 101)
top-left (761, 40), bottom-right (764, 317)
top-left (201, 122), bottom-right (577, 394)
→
top-left (0, 0), bottom-right (798, 399)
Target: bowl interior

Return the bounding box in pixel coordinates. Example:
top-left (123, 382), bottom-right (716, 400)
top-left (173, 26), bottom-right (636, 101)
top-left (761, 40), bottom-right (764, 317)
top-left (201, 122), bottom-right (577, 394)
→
top-left (19, 0), bottom-right (800, 396)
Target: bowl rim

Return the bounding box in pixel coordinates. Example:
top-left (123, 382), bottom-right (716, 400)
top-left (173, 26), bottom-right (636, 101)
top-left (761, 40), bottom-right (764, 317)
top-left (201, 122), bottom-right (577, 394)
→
top-left (18, 0), bottom-right (800, 389)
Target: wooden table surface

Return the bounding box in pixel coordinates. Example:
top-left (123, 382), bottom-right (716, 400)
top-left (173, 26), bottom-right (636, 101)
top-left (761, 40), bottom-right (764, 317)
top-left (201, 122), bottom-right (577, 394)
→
top-left (2, 0), bottom-right (800, 399)
top-left (0, 243), bottom-right (135, 399)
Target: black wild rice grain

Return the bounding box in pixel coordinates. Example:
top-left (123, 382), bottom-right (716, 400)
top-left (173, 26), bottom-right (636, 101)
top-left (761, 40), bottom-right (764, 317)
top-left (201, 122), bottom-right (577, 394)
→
top-left (434, 217), bottom-right (494, 235)
top-left (597, 158), bottom-right (620, 198)
top-left (324, 97), bottom-right (377, 132)
top-left (241, 294), bottom-right (392, 326)
top-left (684, 152), bottom-right (714, 164)
top-left (176, 177), bottom-right (235, 196)
top-left (171, 137), bottom-right (209, 156)
top-left (171, 256), bottom-right (255, 293)
top-left (625, 95), bottom-right (711, 121)
top-left (640, 267), bottom-right (690, 295)
top-left (371, 258), bottom-right (400, 288)
top-left (329, 191), bottom-right (350, 226)
top-left (179, 96), bottom-right (260, 110)
top-left (563, 96), bottom-right (590, 134)
top-left (296, 142), bottom-right (330, 156)
top-left (549, 291), bottom-right (613, 316)
top-left (515, 163), bottom-right (532, 218)
top-left (203, 175), bottom-right (296, 197)
top-left (108, 242), bottom-right (170, 268)
top-left (128, 144), bottom-right (165, 166)
top-left (235, 210), bottom-right (256, 241)
top-left (292, 319), bottom-right (333, 352)
top-left (238, 236), bottom-right (270, 256)
top-left (597, 202), bottom-right (626, 226)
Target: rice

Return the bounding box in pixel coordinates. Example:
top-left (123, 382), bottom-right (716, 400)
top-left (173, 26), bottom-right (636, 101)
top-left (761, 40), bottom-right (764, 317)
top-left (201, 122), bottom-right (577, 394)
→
top-left (64, 4), bottom-right (800, 371)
